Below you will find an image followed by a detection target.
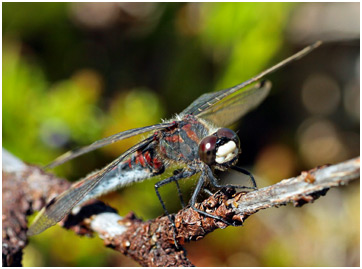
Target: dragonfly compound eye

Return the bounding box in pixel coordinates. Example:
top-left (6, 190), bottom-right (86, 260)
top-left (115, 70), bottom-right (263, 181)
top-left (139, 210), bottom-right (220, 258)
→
top-left (216, 128), bottom-right (239, 143)
top-left (214, 128), bottom-right (240, 165)
top-left (198, 135), bottom-right (217, 165)
top-left (198, 128), bottom-right (240, 166)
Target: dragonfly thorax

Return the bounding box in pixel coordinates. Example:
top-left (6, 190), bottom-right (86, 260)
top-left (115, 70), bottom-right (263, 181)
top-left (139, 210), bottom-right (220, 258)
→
top-left (198, 128), bottom-right (240, 171)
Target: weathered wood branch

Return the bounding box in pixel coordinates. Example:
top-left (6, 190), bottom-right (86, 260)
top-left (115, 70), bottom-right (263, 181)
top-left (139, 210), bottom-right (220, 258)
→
top-left (2, 149), bottom-right (359, 266)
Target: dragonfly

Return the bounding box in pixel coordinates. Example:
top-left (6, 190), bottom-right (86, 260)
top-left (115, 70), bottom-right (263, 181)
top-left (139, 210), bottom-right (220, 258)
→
top-left (27, 41), bottom-right (321, 239)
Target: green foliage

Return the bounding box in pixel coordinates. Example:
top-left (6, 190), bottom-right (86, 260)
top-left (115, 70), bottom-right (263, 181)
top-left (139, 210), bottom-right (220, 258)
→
top-left (3, 38), bottom-right (104, 166)
top-left (199, 3), bottom-right (295, 87)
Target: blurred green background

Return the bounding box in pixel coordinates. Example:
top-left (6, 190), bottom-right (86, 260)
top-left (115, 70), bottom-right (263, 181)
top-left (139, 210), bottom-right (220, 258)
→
top-left (3, 2), bottom-right (359, 266)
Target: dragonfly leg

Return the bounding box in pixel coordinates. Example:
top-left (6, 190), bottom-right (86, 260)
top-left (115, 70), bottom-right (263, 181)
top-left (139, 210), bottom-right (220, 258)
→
top-left (231, 166), bottom-right (258, 189)
top-left (173, 169), bottom-right (185, 207)
top-left (154, 169), bottom-right (196, 248)
top-left (203, 188), bottom-right (214, 196)
top-left (190, 170), bottom-right (234, 226)
top-left (174, 180), bottom-right (185, 208)
top-left (207, 166), bottom-right (257, 190)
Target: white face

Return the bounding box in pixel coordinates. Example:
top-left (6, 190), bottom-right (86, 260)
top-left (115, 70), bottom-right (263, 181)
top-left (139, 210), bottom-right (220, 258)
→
top-left (215, 141), bottom-right (238, 164)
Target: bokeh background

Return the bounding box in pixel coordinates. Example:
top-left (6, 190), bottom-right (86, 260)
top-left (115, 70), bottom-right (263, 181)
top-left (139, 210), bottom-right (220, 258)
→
top-left (3, 2), bottom-right (359, 266)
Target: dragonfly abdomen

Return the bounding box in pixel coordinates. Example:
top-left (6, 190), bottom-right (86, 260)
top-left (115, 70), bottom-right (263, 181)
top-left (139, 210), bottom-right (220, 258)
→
top-left (125, 146), bottom-right (165, 175)
top-left (76, 144), bottom-right (165, 206)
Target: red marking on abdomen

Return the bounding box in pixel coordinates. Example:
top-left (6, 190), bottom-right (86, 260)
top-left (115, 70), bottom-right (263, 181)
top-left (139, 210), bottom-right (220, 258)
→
top-left (152, 157), bottom-right (163, 171)
top-left (182, 123), bottom-right (199, 143)
top-left (135, 153), bottom-right (146, 167)
top-left (122, 148), bottom-right (164, 174)
top-left (143, 151), bottom-right (161, 170)
top-left (144, 151), bottom-right (152, 163)
top-left (127, 159), bottom-right (132, 169)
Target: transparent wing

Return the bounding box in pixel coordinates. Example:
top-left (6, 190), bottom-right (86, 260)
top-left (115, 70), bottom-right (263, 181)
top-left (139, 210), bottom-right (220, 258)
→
top-left (181, 41), bottom-right (322, 125)
top-left (27, 135), bottom-right (155, 236)
top-left (45, 122), bottom-right (174, 169)
top-left (197, 80), bottom-right (271, 127)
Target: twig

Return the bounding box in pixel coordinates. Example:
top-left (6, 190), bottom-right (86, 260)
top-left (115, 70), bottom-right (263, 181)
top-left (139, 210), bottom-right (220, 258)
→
top-left (2, 149), bottom-right (359, 266)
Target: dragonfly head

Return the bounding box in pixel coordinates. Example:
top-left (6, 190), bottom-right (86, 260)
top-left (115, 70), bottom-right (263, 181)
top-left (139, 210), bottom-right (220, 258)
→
top-left (198, 128), bottom-right (240, 171)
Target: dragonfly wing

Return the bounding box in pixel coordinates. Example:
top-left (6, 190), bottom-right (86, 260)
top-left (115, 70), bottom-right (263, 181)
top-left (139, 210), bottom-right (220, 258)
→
top-left (181, 41), bottom-right (321, 125)
top-left (27, 135), bottom-right (155, 236)
top-left (45, 122), bottom-right (174, 169)
top-left (197, 80), bottom-right (271, 127)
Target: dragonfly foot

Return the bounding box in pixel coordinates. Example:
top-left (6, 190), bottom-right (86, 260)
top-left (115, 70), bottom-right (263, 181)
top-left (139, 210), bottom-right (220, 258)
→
top-left (166, 214), bottom-right (182, 249)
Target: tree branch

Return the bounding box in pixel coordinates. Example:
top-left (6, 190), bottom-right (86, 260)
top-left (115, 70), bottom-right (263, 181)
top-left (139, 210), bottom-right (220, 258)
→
top-left (2, 148), bottom-right (359, 266)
